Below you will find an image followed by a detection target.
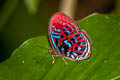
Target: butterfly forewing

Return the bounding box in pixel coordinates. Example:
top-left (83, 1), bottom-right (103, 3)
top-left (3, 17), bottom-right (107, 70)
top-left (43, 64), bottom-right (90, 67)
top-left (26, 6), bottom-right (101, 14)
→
top-left (48, 13), bottom-right (79, 51)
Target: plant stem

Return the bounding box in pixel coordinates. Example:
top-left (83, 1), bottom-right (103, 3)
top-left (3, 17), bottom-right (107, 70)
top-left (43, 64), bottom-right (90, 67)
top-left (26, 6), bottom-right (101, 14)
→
top-left (59, 0), bottom-right (78, 18)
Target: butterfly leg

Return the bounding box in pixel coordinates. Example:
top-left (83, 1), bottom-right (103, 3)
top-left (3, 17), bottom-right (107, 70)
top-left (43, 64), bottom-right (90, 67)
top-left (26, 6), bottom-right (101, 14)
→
top-left (62, 57), bottom-right (68, 65)
top-left (52, 55), bottom-right (55, 64)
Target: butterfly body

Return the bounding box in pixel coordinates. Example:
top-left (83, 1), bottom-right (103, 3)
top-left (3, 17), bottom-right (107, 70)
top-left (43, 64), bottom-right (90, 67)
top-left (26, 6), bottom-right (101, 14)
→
top-left (48, 12), bottom-right (92, 61)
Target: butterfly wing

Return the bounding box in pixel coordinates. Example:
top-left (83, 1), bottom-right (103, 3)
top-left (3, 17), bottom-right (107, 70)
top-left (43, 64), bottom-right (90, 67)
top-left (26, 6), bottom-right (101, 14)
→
top-left (48, 12), bottom-right (79, 55)
top-left (48, 12), bottom-right (92, 61)
top-left (59, 30), bottom-right (92, 61)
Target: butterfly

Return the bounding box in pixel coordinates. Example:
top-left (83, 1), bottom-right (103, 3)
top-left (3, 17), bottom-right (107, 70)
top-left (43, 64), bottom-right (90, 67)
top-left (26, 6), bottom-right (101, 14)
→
top-left (48, 12), bottom-right (92, 65)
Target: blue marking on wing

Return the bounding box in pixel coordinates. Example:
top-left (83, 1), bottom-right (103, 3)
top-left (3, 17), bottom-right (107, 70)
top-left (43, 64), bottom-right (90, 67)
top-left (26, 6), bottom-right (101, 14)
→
top-left (64, 40), bottom-right (68, 43)
top-left (51, 35), bottom-right (60, 39)
top-left (82, 36), bottom-right (85, 40)
top-left (63, 27), bottom-right (66, 30)
top-left (73, 36), bottom-right (76, 39)
top-left (71, 28), bottom-right (73, 30)
top-left (52, 26), bottom-right (55, 27)
top-left (73, 52), bottom-right (77, 55)
top-left (64, 40), bottom-right (71, 47)
top-left (78, 47), bottom-right (82, 51)
top-left (79, 33), bottom-right (82, 36)
top-left (52, 32), bottom-right (60, 35)
top-left (80, 42), bottom-right (83, 45)
top-left (57, 29), bottom-right (61, 32)
top-left (52, 32), bottom-right (55, 34)
top-left (73, 37), bottom-right (77, 42)
top-left (71, 55), bottom-right (75, 59)
top-left (54, 28), bottom-right (57, 31)
top-left (67, 51), bottom-right (70, 54)
top-left (53, 28), bottom-right (61, 33)
top-left (61, 48), bottom-right (64, 51)
top-left (75, 39), bottom-right (77, 43)
top-left (66, 30), bottom-right (70, 34)
top-left (67, 54), bottom-right (70, 57)
top-left (51, 35), bottom-right (57, 48)
top-left (84, 46), bottom-right (87, 53)
top-left (80, 51), bottom-right (85, 57)
top-left (66, 42), bottom-right (71, 47)
top-left (80, 42), bottom-right (88, 57)
top-left (80, 52), bottom-right (85, 57)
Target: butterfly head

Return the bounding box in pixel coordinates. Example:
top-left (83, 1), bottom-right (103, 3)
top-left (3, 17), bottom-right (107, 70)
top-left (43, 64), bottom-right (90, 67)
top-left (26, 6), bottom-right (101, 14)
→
top-left (48, 48), bottom-right (53, 54)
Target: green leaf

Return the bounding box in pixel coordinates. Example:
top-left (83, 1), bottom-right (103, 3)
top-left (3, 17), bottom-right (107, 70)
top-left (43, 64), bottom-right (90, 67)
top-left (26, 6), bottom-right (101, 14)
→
top-left (0, 13), bottom-right (120, 80)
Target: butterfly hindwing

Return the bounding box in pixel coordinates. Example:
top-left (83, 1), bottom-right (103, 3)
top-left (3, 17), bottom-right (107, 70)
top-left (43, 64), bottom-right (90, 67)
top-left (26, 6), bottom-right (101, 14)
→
top-left (59, 31), bottom-right (92, 61)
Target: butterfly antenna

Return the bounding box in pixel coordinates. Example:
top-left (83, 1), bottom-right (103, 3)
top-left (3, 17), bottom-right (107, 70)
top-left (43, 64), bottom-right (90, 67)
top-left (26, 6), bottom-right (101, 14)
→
top-left (36, 45), bottom-right (48, 49)
top-left (62, 57), bottom-right (68, 65)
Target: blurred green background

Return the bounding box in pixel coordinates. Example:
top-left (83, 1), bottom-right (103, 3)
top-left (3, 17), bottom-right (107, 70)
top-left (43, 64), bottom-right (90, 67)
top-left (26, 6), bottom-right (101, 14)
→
top-left (0, 0), bottom-right (119, 62)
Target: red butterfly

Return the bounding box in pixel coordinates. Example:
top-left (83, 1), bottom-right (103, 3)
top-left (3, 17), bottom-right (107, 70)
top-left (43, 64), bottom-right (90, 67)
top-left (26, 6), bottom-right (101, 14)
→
top-left (48, 12), bottom-right (92, 65)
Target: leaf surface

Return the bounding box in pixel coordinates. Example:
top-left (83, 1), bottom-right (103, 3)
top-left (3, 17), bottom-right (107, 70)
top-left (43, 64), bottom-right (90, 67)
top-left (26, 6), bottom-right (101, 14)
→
top-left (0, 13), bottom-right (120, 80)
